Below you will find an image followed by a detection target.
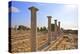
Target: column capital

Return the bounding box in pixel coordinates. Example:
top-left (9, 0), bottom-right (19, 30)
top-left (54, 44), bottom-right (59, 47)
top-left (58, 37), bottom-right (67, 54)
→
top-left (47, 16), bottom-right (52, 18)
top-left (28, 6), bottom-right (38, 11)
top-left (54, 19), bottom-right (57, 22)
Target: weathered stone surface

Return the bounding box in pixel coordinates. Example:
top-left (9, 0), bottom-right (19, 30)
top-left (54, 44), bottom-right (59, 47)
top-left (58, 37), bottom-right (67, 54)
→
top-left (47, 16), bottom-right (52, 44)
top-left (29, 6), bottom-right (38, 52)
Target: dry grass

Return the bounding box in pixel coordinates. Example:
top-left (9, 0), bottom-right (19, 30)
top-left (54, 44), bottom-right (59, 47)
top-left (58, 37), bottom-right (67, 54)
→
top-left (11, 30), bottom-right (48, 52)
top-left (10, 30), bottom-right (78, 52)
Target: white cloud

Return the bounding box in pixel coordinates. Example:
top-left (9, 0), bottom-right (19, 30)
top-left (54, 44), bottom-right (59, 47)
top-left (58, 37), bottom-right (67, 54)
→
top-left (65, 5), bottom-right (76, 8)
top-left (10, 6), bottom-right (20, 13)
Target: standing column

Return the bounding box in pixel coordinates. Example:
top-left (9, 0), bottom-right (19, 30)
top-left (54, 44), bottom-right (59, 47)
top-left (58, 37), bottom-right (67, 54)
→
top-left (58, 21), bottom-right (60, 31)
top-left (47, 16), bottom-right (52, 44)
top-left (54, 20), bottom-right (57, 32)
top-left (54, 20), bottom-right (58, 38)
top-left (58, 21), bottom-right (60, 36)
top-left (28, 6), bottom-right (38, 52)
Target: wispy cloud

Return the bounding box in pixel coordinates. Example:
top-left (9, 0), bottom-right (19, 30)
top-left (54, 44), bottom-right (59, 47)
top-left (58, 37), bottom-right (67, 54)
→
top-left (61, 23), bottom-right (78, 30)
top-left (10, 6), bottom-right (20, 13)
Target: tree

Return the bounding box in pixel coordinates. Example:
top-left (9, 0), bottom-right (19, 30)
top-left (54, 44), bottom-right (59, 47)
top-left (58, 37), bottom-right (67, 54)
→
top-left (37, 27), bottom-right (39, 32)
top-left (43, 26), bottom-right (47, 31)
top-left (17, 25), bottom-right (27, 30)
top-left (40, 27), bottom-right (43, 32)
top-left (39, 27), bottom-right (47, 32)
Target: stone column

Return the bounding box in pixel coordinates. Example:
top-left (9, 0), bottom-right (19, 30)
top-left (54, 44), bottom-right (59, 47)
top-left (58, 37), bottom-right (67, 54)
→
top-left (54, 20), bottom-right (58, 39)
top-left (47, 16), bottom-right (52, 44)
top-left (28, 6), bottom-right (38, 51)
top-left (54, 20), bottom-right (57, 32)
top-left (58, 21), bottom-right (60, 30)
top-left (58, 21), bottom-right (60, 36)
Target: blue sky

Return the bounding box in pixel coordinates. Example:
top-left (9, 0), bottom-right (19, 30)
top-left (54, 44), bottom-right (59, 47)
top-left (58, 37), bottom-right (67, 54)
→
top-left (9, 1), bottom-right (78, 30)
